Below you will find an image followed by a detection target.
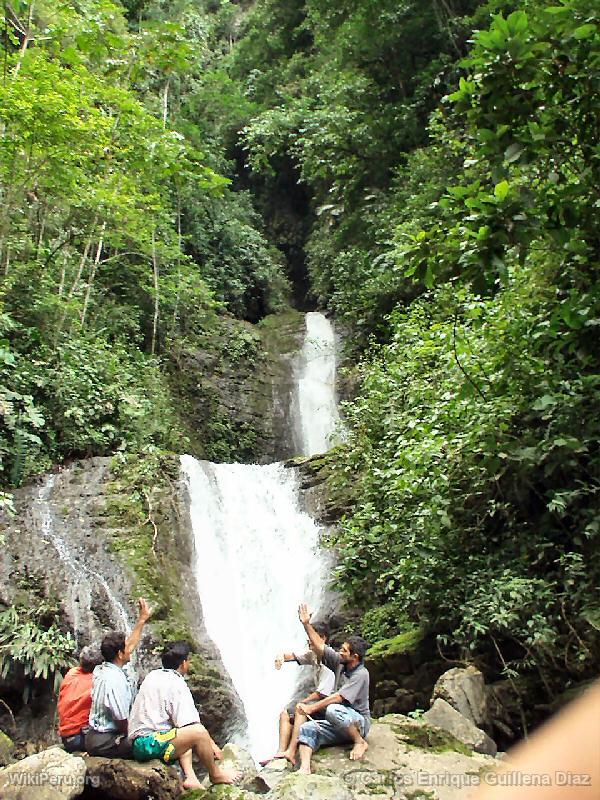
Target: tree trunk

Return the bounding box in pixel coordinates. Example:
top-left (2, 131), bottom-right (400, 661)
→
top-left (80, 222), bottom-right (106, 326)
top-left (162, 75), bottom-right (172, 128)
top-left (12, 2), bottom-right (36, 79)
top-left (151, 227), bottom-right (160, 355)
top-left (173, 190), bottom-right (182, 325)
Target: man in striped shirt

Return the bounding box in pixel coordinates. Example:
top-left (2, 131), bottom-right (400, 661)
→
top-left (85, 598), bottom-right (151, 758)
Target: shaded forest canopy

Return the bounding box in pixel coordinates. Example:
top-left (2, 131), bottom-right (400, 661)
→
top-left (1, 0), bottom-right (599, 730)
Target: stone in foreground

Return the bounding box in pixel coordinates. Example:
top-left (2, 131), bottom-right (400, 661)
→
top-left (267, 773), bottom-right (352, 800)
top-left (423, 699), bottom-right (497, 756)
top-left (84, 755), bottom-right (181, 799)
top-left (432, 667), bottom-right (488, 727)
top-left (312, 714), bottom-right (496, 800)
top-left (0, 746), bottom-right (86, 800)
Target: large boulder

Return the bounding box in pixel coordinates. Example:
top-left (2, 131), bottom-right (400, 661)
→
top-left (432, 667), bottom-right (487, 727)
top-left (423, 699), bottom-right (497, 756)
top-left (0, 746), bottom-right (86, 800)
top-left (84, 756), bottom-right (181, 799)
top-left (308, 714), bottom-right (497, 799)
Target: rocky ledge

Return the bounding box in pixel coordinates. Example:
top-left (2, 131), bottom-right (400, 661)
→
top-left (0, 712), bottom-right (500, 800)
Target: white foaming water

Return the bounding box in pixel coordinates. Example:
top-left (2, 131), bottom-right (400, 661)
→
top-left (295, 311), bottom-right (343, 456)
top-left (181, 456), bottom-right (329, 761)
top-left (34, 476), bottom-right (132, 640)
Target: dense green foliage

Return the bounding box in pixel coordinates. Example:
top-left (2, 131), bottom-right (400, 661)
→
top-left (1, 0), bottom-right (598, 723)
top-left (0, 592), bottom-right (75, 697)
top-left (0, 0), bottom-right (288, 486)
top-left (229, 0), bottom-right (600, 705)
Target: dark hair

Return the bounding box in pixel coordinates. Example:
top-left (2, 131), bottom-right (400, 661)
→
top-left (79, 645), bottom-right (102, 673)
top-left (101, 632), bottom-right (126, 663)
top-left (346, 635), bottom-right (368, 663)
top-left (312, 621), bottom-right (330, 641)
top-left (162, 640), bottom-right (191, 670)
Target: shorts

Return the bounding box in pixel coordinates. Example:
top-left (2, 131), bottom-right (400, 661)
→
top-left (298, 704), bottom-right (370, 752)
top-left (132, 729), bottom-right (177, 764)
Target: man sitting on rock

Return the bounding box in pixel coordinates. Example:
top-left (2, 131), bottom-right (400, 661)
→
top-left (296, 603), bottom-right (371, 774)
top-left (128, 640), bottom-right (241, 789)
top-left (264, 620), bottom-right (335, 766)
top-left (57, 645), bottom-right (103, 752)
top-left (85, 598), bottom-right (152, 758)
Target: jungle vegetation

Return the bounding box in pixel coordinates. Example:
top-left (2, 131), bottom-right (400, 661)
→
top-left (1, 0), bottom-right (598, 721)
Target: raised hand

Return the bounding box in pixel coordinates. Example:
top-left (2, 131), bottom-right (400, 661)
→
top-left (138, 597), bottom-right (152, 622)
top-left (298, 603), bottom-right (311, 626)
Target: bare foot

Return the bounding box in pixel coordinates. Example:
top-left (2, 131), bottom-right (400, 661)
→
top-left (298, 765), bottom-right (311, 775)
top-left (260, 751), bottom-right (295, 766)
top-left (182, 776), bottom-right (203, 790)
top-left (210, 766), bottom-right (243, 785)
top-left (280, 750), bottom-right (296, 765)
top-left (349, 740), bottom-right (369, 760)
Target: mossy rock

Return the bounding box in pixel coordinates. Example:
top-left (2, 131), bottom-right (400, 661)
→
top-left (388, 720), bottom-right (472, 757)
top-left (367, 627), bottom-right (425, 660)
top-left (204, 786), bottom-right (256, 799)
top-left (0, 730), bottom-right (15, 766)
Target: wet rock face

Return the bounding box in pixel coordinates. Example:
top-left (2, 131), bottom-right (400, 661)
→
top-left (0, 456), bottom-right (244, 747)
top-left (171, 312), bottom-right (307, 464)
top-left (1, 459), bottom-right (130, 646)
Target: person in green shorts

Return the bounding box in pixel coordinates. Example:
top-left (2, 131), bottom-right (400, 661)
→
top-left (128, 641), bottom-right (241, 789)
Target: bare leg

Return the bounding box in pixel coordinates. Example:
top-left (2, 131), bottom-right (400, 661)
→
top-left (298, 743), bottom-right (313, 775)
top-left (275, 710), bottom-right (292, 756)
top-left (172, 724), bottom-right (241, 785)
top-left (178, 749), bottom-right (201, 790)
top-left (281, 709), bottom-right (308, 764)
top-left (346, 723), bottom-right (369, 760)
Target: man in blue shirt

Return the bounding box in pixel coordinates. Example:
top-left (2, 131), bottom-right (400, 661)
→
top-left (296, 603), bottom-right (371, 774)
top-left (85, 598), bottom-right (151, 758)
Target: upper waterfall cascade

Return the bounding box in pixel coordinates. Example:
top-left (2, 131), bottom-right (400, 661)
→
top-left (294, 311), bottom-right (343, 457)
top-left (183, 311), bottom-right (340, 760)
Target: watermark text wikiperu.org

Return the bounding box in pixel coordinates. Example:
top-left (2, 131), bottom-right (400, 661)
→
top-left (3, 771), bottom-right (100, 789)
top-left (344, 768), bottom-right (593, 794)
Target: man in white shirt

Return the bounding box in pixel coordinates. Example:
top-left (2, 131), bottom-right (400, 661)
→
top-left (128, 640), bottom-right (241, 789)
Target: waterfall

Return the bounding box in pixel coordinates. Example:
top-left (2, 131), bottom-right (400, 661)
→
top-left (183, 311), bottom-right (341, 760)
top-left (181, 458), bottom-right (330, 760)
top-left (33, 476), bottom-right (132, 642)
top-left (294, 311), bottom-right (343, 457)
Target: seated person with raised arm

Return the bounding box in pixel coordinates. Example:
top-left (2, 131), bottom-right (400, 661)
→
top-left (265, 621), bottom-right (335, 766)
top-left (296, 603), bottom-right (371, 775)
top-left (85, 598), bottom-right (151, 758)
